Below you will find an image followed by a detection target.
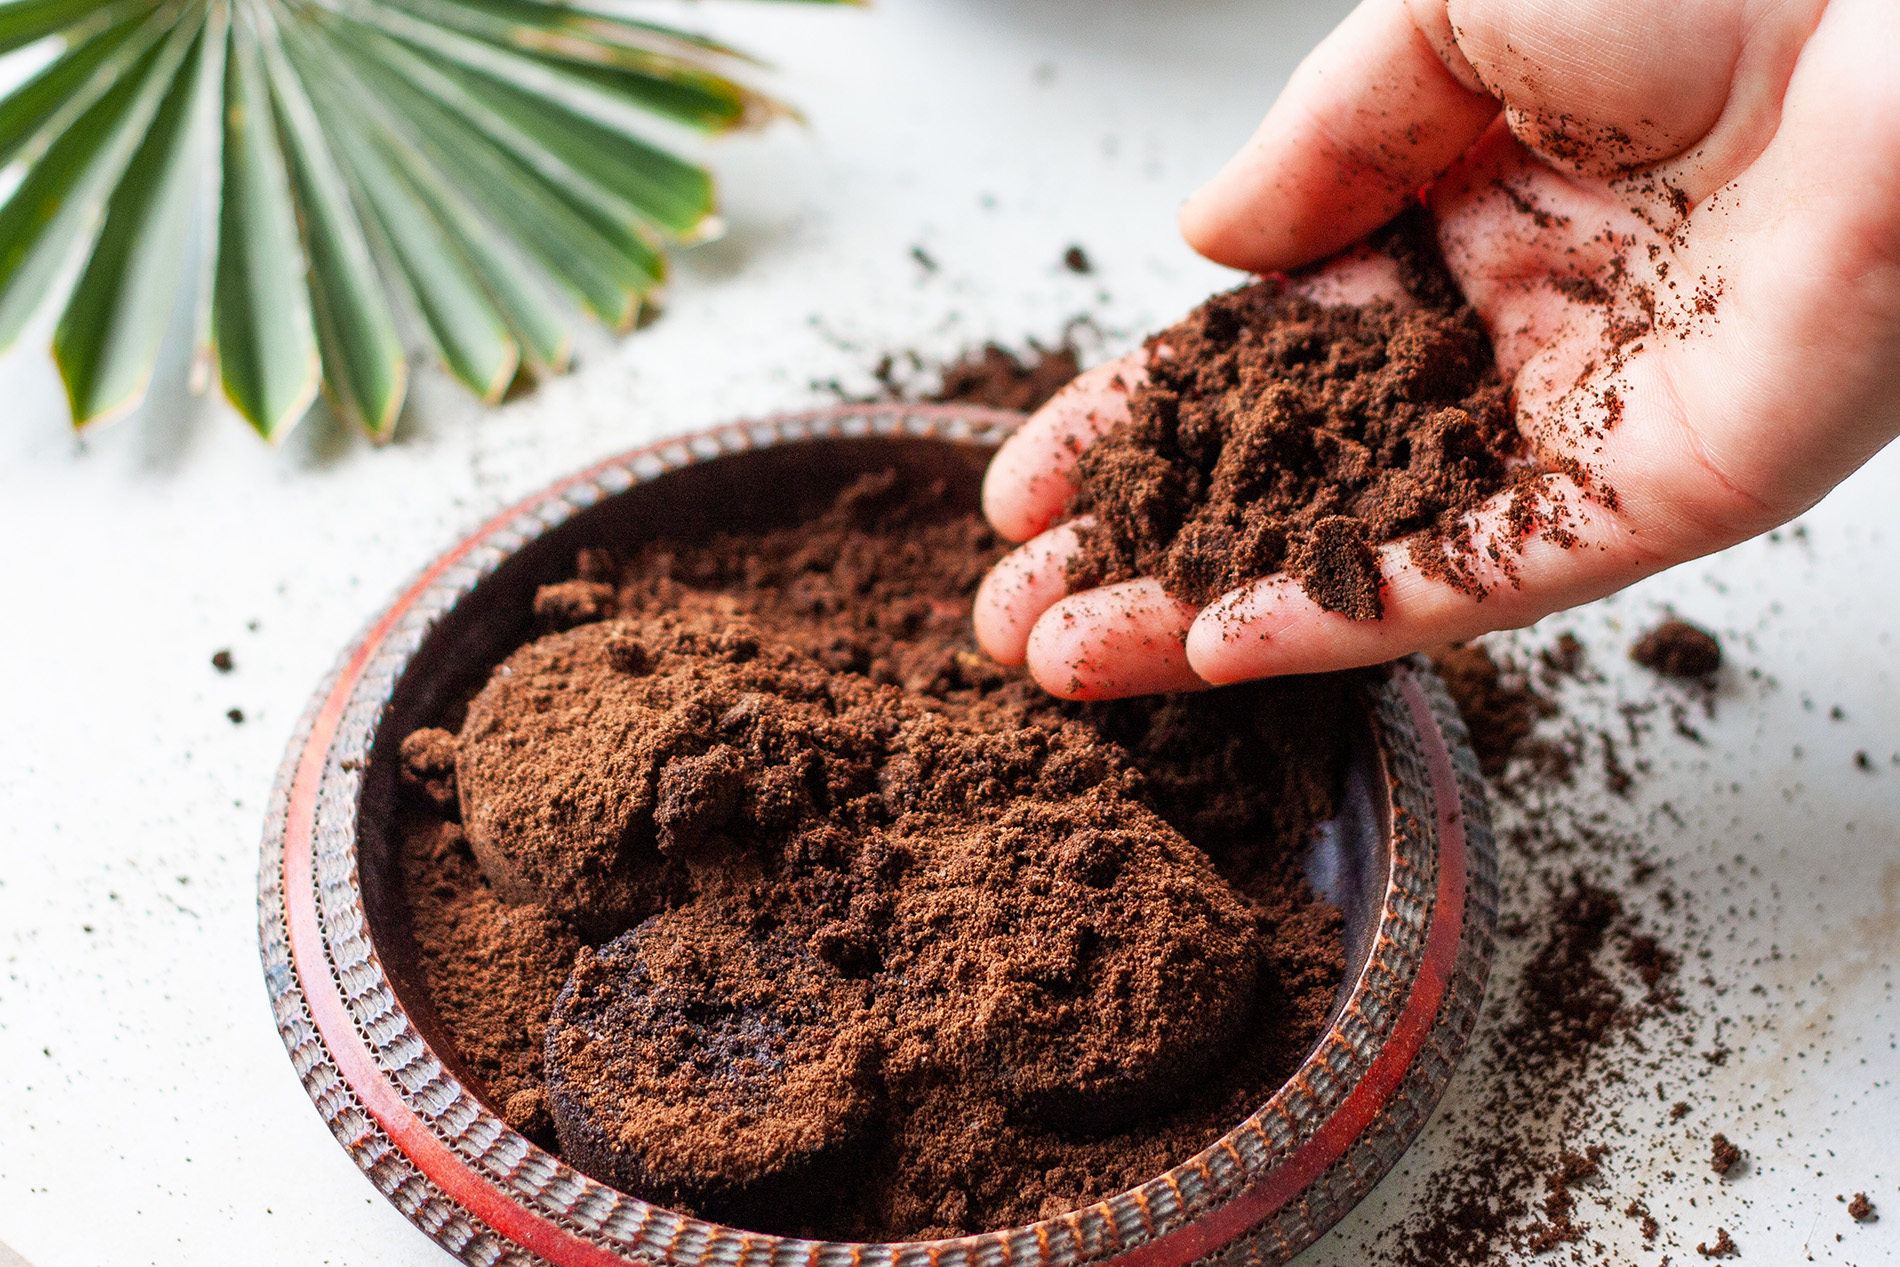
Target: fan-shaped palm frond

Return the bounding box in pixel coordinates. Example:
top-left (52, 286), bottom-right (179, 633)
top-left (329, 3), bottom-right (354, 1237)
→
top-left (0, 0), bottom-right (849, 441)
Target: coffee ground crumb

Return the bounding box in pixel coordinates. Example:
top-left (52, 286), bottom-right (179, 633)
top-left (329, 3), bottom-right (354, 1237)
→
top-left (1709, 1133), bottom-right (1741, 1176)
top-left (1848, 1192), bottom-right (1876, 1222)
top-left (1063, 210), bottom-right (1527, 619)
top-left (1670, 1100), bottom-right (1692, 1121)
top-left (1697, 1227), bottom-right (1738, 1258)
top-left (211, 649), bottom-right (233, 672)
top-left (1631, 619), bottom-right (1721, 679)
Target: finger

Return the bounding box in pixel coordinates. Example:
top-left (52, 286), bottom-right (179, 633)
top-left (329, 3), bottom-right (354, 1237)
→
top-left (1178, 0), bottom-right (1499, 274)
top-left (1451, 0), bottom-right (1754, 181)
top-left (1288, 244), bottom-right (1418, 309)
top-left (983, 352), bottom-right (1146, 542)
top-left (973, 519), bottom-right (1088, 666)
top-left (1024, 579), bottom-right (1207, 701)
top-left (1184, 473), bottom-right (1666, 682)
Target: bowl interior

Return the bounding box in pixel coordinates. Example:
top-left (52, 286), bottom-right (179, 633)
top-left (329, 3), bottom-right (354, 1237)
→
top-left (353, 433), bottom-right (1391, 1132)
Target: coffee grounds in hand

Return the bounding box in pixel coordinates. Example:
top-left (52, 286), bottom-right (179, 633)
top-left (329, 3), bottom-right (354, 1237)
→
top-left (1063, 210), bottom-right (1524, 619)
top-left (1631, 619), bottom-right (1722, 679)
top-left (400, 470), bottom-right (1350, 1240)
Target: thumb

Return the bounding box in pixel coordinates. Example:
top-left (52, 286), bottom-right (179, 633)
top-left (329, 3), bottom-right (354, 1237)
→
top-left (1179, 0), bottom-right (1497, 274)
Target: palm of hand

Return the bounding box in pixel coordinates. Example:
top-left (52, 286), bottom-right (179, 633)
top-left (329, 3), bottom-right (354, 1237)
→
top-left (976, 0), bottom-right (1900, 699)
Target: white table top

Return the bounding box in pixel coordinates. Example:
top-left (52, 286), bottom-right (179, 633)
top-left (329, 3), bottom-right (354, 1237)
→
top-left (1, 2), bottom-right (1893, 1264)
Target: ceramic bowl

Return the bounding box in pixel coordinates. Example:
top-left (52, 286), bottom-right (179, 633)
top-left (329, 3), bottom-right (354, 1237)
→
top-left (258, 404), bottom-right (1497, 1267)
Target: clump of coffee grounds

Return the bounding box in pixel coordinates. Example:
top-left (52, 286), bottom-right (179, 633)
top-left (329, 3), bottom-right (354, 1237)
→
top-left (844, 338), bottom-right (1084, 414)
top-left (1709, 1132), bottom-right (1742, 1176)
top-left (928, 342), bottom-right (1082, 411)
top-left (1697, 1226), bottom-right (1738, 1258)
top-left (1631, 618), bottom-right (1722, 679)
top-left (399, 470), bottom-right (1351, 1240)
top-left (1063, 210), bottom-right (1530, 620)
top-left (1848, 1192), bottom-right (1876, 1222)
top-left (1429, 644), bottom-right (1556, 777)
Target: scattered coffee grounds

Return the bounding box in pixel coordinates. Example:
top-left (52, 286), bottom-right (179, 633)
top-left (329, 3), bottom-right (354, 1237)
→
top-left (1631, 619), bottom-right (1721, 679)
top-left (1063, 210), bottom-right (1525, 618)
top-left (1063, 245), bottom-right (1093, 274)
top-left (398, 470), bottom-right (1351, 1240)
top-left (1367, 632), bottom-right (1769, 1267)
top-left (1696, 1227), bottom-right (1738, 1258)
top-left (1848, 1192), bottom-right (1875, 1222)
top-left (211, 649), bottom-right (233, 672)
top-left (1709, 1132), bottom-right (1741, 1176)
top-left (226, 707), bottom-right (244, 725)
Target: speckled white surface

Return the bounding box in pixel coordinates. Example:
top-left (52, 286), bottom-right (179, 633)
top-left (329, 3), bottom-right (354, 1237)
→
top-left (0, 3), bottom-right (1893, 1265)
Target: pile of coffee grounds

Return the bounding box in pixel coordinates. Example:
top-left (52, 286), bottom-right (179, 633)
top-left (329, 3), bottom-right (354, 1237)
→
top-left (399, 470), bottom-right (1351, 1240)
top-left (1063, 211), bottom-right (1525, 619)
top-left (1848, 1193), bottom-right (1875, 1222)
top-left (1697, 1227), bottom-right (1738, 1257)
top-left (1631, 618), bottom-right (1722, 679)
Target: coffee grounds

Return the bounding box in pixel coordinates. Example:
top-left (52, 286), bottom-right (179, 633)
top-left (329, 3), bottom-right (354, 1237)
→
top-left (1429, 644), bottom-right (1555, 776)
top-left (1848, 1193), bottom-right (1875, 1221)
top-left (926, 342), bottom-right (1082, 412)
top-left (1631, 619), bottom-right (1721, 679)
top-left (1709, 1132), bottom-right (1741, 1176)
top-left (400, 471), bottom-right (1350, 1240)
top-left (1373, 634), bottom-right (1736, 1267)
top-left (399, 818), bottom-right (581, 1140)
top-left (1696, 1227), bottom-right (1738, 1257)
top-left (1063, 210), bottom-right (1524, 618)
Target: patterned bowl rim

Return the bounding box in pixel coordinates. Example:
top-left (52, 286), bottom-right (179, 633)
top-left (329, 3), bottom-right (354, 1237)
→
top-left (258, 403), bottom-right (1498, 1267)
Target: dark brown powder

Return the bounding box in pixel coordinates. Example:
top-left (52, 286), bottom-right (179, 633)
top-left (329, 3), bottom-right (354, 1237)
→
top-left (1697, 1227), bottom-right (1738, 1257)
top-left (1631, 619), bottom-right (1722, 679)
top-left (1379, 635), bottom-right (1711, 1267)
top-left (1848, 1192), bottom-right (1876, 1222)
top-left (400, 471), bottom-right (1351, 1240)
top-left (1063, 210), bottom-right (1524, 617)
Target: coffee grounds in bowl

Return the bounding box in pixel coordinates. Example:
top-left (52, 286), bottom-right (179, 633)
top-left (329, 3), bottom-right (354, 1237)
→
top-left (1063, 210), bottom-right (1523, 619)
top-left (397, 470), bottom-right (1353, 1240)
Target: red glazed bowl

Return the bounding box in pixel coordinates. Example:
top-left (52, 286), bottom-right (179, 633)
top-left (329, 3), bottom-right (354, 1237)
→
top-left (258, 404), bottom-right (1497, 1267)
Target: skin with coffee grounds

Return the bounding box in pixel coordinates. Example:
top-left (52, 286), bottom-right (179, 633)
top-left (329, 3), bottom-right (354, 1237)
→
top-left (399, 472), bottom-right (1350, 1240)
top-left (975, 0), bottom-right (1900, 700)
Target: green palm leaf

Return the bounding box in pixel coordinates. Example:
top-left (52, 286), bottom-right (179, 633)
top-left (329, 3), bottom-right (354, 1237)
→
top-left (0, 0), bottom-right (854, 443)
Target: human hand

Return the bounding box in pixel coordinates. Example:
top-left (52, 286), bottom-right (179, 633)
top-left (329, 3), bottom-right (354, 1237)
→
top-left (976, 0), bottom-right (1900, 699)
